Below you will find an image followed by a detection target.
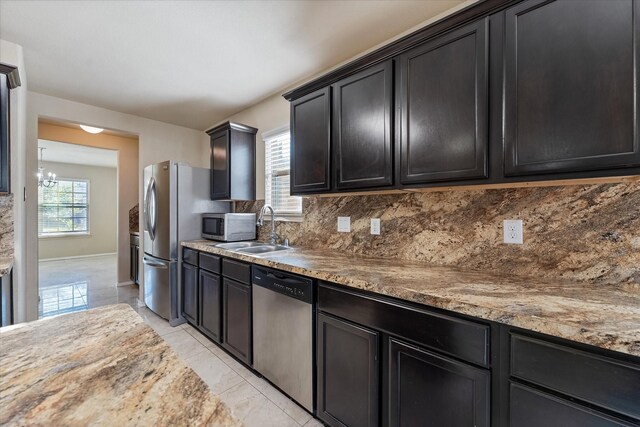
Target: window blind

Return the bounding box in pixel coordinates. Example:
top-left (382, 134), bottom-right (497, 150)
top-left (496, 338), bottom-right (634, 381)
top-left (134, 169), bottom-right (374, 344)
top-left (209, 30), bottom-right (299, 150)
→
top-left (264, 131), bottom-right (302, 218)
top-left (38, 179), bottom-right (90, 236)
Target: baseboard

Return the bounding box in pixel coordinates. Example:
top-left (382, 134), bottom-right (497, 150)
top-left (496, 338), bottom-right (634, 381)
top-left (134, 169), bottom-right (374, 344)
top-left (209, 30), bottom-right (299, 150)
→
top-left (39, 252), bottom-right (117, 262)
top-left (117, 280), bottom-right (136, 287)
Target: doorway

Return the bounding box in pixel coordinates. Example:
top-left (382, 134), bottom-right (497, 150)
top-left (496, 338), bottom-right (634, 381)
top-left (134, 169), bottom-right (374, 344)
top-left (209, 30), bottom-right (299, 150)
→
top-left (36, 119), bottom-right (139, 318)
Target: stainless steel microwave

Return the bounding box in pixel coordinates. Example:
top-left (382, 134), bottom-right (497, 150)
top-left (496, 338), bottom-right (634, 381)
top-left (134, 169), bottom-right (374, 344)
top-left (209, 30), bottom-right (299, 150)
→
top-left (202, 213), bottom-right (256, 242)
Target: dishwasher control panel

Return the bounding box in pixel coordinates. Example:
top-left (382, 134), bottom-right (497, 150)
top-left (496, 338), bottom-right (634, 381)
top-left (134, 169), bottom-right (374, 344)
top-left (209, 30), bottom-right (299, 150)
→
top-left (252, 266), bottom-right (313, 304)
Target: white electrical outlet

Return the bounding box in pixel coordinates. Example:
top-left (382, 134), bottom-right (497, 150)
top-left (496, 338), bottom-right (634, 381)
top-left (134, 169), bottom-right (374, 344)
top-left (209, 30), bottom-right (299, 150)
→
top-left (371, 218), bottom-right (381, 235)
top-left (337, 216), bottom-right (351, 233)
top-left (503, 219), bottom-right (523, 244)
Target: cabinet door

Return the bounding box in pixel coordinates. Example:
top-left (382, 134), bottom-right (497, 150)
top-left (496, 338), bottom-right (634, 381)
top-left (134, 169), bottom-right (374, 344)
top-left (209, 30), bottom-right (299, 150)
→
top-left (181, 262), bottom-right (198, 324)
top-left (133, 245), bottom-right (139, 285)
top-left (222, 277), bottom-right (252, 365)
top-left (318, 312), bottom-right (379, 427)
top-left (210, 129), bottom-right (231, 200)
top-left (387, 338), bottom-right (490, 427)
top-left (510, 383), bottom-right (634, 427)
top-left (398, 18), bottom-right (488, 184)
top-left (333, 61), bottom-right (393, 190)
top-left (291, 87), bottom-right (331, 194)
top-left (130, 244), bottom-right (136, 283)
top-left (503, 0), bottom-right (640, 176)
top-left (199, 269), bottom-right (222, 343)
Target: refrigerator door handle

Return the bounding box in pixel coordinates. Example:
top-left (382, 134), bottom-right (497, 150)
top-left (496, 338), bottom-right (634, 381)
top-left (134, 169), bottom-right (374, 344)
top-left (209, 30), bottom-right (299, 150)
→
top-left (143, 256), bottom-right (168, 269)
top-left (148, 178), bottom-right (157, 241)
top-left (144, 179), bottom-right (152, 236)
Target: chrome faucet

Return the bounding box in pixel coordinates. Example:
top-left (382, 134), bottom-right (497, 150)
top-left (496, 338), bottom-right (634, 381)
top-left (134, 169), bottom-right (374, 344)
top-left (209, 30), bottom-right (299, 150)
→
top-left (257, 204), bottom-right (281, 245)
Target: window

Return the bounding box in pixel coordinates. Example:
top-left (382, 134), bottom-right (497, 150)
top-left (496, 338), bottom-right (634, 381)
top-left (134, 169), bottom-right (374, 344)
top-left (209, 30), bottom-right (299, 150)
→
top-left (264, 127), bottom-right (302, 220)
top-left (38, 179), bottom-right (89, 236)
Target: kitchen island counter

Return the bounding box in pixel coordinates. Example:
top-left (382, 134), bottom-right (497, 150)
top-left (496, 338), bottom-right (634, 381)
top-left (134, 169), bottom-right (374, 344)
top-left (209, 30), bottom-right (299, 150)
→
top-left (184, 240), bottom-right (640, 358)
top-left (0, 304), bottom-right (240, 426)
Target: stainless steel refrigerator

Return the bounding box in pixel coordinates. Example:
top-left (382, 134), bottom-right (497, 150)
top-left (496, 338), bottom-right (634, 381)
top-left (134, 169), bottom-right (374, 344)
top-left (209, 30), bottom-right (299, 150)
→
top-left (143, 161), bottom-right (229, 325)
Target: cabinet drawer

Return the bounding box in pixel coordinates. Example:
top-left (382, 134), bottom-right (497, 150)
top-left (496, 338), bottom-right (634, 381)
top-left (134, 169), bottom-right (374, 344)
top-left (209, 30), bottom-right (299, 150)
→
top-left (510, 334), bottom-right (640, 420)
top-left (199, 252), bottom-right (221, 274)
top-left (182, 248), bottom-right (198, 266)
top-left (319, 282), bottom-right (489, 367)
top-left (510, 383), bottom-right (634, 427)
top-left (222, 258), bottom-right (251, 285)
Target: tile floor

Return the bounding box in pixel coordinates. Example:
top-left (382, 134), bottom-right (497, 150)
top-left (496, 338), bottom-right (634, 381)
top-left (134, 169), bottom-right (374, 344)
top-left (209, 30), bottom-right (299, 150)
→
top-left (39, 254), bottom-right (138, 317)
top-left (38, 255), bottom-right (324, 427)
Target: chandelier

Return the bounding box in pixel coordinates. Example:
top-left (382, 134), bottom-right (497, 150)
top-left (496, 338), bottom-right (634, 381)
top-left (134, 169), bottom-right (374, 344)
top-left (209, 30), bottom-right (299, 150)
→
top-left (37, 147), bottom-right (57, 188)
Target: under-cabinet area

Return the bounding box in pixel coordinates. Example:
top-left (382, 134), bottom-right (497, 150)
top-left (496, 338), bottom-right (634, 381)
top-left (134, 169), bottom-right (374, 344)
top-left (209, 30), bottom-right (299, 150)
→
top-left (180, 242), bottom-right (640, 427)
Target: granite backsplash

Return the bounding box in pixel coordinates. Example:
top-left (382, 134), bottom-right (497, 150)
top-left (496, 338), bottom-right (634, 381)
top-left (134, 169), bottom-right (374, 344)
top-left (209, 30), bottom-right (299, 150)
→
top-left (237, 182), bottom-right (640, 285)
top-left (0, 194), bottom-right (14, 259)
top-left (129, 203), bottom-right (139, 232)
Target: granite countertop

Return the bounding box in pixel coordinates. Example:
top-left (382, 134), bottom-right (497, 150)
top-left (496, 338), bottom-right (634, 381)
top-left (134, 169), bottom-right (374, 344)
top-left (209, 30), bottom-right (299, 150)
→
top-left (0, 257), bottom-right (13, 277)
top-left (0, 304), bottom-right (241, 427)
top-left (184, 240), bottom-right (640, 357)
top-left (130, 230), bottom-right (140, 236)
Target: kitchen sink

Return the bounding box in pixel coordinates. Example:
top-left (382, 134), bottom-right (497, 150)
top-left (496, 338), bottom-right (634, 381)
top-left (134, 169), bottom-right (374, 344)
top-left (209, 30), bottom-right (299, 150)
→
top-left (213, 241), bottom-right (269, 250)
top-left (213, 241), bottom-right (292, 256)
top-left (235, 244), bottom-right (292, 256)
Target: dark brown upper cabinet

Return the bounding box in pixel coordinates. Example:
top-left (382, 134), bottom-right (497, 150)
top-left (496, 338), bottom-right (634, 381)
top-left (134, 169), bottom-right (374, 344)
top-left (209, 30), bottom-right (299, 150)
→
top-left (397, 18), bottom-right (489, 185)
top-left (290, 87), bottom-right (331, 194)
top-left (503, 0), bottom-right (640, 176)
top-left (0, 73), bottom-right (9, 194)
top-left (285, 0), bottom-right (640, 193)
top-left (332, 61), bottom-right (393, 190)
top-left (206, 121), bottom-right (257, 201)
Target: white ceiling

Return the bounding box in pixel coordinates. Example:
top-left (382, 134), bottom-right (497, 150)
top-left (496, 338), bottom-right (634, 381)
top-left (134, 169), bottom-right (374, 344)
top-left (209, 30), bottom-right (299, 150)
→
top-left (1, 0), bottom-right (464, 130)
top-left (38, 139), bottom-right (118, 168)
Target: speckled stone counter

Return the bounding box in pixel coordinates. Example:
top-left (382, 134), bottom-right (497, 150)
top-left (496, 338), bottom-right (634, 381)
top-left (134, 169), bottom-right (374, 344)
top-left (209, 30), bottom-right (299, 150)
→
top-left (0, 304), bottom-right (241, 427)
top-left (0, 257), bottom-right (12, 276)
top-left (184, 240), bottom-right (640, 357)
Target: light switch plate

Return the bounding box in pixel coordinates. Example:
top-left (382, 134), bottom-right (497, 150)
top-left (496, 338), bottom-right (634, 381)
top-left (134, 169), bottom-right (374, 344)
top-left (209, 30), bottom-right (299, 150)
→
top-left (337, 216), bottom-right (351, 233)
top-left (371, 218), bottom-right (381, 235)
top-left (503, 219), bottom-right (523, 244)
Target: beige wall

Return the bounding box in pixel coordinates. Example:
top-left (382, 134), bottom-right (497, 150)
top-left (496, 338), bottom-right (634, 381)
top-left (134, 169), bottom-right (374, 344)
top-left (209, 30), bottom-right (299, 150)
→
top-left (38, 161), bottom-right (117, 260)
top-left (38, 123), bottom-right (138, 283)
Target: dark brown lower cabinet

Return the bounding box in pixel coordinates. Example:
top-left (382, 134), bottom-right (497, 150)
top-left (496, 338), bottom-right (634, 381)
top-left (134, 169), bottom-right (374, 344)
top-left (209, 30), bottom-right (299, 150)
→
top-left (129, 244), bottom-right (139, 285)
top-left (387, 338), bottom-right (490, 427)
top-left (509, 383), bottom-right (634, 427)
top-left (222, 277), bottom-right (252, 365)
top-left (317, 312), bottom-right (379, 427)
top-left (181, 262), bottom-right (198, 324)
top-left (199, 269), bottom-right (222, 343)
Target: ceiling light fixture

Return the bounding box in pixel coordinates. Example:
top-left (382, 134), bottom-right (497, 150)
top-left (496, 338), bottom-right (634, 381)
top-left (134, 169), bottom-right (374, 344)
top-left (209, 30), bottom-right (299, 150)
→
top-left (80, 124), bottom-right (104, 134)
top-left (37, 147), bottom-right (57, 188)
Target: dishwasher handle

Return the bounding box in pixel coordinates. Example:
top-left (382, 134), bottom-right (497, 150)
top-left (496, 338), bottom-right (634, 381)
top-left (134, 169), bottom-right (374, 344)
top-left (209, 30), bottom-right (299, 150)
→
top-left (252, 266), bottom-right (313, 304)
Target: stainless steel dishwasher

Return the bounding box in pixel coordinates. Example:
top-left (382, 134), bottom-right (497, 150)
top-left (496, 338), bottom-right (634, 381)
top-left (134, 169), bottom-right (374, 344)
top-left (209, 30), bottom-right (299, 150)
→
top-left (252, 265), bottom-right (314, 413)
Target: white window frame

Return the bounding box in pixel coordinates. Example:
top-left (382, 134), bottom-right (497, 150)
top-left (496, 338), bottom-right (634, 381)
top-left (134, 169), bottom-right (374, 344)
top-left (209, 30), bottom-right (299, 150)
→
top-left (38, 178), bottom-right (91, 238)
top-left (263, 126), bottom-right (303, 222)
